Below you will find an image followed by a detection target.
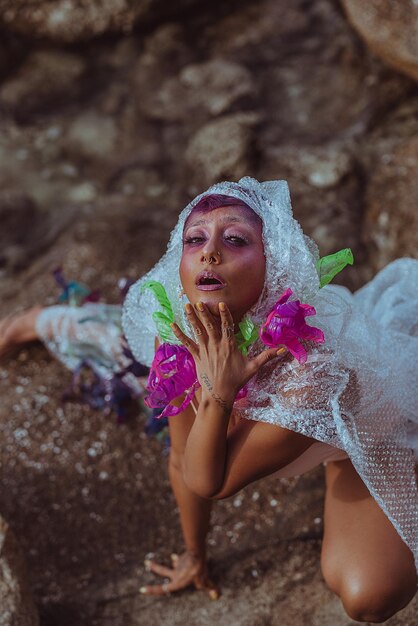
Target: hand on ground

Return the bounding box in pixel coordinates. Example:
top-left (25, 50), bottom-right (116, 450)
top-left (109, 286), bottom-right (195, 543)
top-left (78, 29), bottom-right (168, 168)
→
top-left (140, 551), bottom-right (219, 599)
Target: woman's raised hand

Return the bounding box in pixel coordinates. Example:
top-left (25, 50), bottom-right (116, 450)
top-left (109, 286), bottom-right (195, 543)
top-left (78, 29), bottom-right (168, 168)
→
top-left (171, 302), bottom-right (286, 409)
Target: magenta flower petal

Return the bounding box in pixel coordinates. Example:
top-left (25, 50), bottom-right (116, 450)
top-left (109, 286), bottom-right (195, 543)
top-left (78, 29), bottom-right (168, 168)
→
top-left (259, 288), bottom-right (324, 363)
top-left (282, 337), bottom-right (308, 363)
top-left (236, 384), bottom-right (248, 400)
top-left (299, 325), bottom-right (325, 343)
top-left (159, 382), bottom-right (200, 418)
top-left (276, 288), bottom-right (293, 305)
top-left (299, 303), bottom-right (316, 317)
top-left (145, 343), bottom-right (199, 416)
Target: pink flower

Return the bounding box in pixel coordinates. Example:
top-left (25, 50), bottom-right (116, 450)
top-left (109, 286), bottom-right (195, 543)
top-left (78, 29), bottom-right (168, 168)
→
top-left (145, 343), bottom-right (199, 418)
top-left (259, 288), bottom-right (324, 363)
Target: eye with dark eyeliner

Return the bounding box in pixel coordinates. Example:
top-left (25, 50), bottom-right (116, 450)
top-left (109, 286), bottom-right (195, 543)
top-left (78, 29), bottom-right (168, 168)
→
top-left (224, 233), bottom-right (248, 246)
top-left (182, 231), bottom-right (249, 246)
top-left (183, 234), bottom-right (205, 245)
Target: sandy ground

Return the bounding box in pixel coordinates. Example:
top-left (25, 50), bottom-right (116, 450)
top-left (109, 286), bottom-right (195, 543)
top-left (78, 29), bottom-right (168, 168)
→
top-left (0, 217), bottom-right (416, 626)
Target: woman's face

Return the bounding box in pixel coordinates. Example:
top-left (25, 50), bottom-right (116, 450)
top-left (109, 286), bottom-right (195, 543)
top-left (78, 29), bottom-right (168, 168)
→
top-left (179, 205), bottom-right (265, 324)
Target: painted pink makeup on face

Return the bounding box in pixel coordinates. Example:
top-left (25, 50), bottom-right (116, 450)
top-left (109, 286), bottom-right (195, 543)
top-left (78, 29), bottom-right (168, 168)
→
top-left (179, 205), bottom-right (265, 323)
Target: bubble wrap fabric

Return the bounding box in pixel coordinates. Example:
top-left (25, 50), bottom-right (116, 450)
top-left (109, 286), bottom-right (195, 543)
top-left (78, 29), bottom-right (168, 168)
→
top-left (36, 303), bottom-right (143, 395)
top-left (122, 176), bottom-right (418, 568)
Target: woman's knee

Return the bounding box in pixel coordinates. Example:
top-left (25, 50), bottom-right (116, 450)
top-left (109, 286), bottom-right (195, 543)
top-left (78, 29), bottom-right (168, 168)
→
top-left (336, 573), bottom-right (416, 623)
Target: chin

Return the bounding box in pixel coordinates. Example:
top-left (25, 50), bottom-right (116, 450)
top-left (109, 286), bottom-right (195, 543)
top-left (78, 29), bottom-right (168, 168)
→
top-left (187, 290), bottom-right (250, 322)
top-left (205, 300), bottom-right (247, 325)
top-left (201, 298), bottom-right (222, 317)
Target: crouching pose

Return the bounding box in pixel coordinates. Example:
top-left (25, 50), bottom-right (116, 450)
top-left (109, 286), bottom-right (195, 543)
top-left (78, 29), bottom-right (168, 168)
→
top-left (2, 177), bottom-right (417, 621)
top-left (123, 177), bottom-right (417, 622)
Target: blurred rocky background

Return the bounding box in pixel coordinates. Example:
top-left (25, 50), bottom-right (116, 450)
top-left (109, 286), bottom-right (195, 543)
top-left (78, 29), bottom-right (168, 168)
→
top-left (0, 1), bottom-right (417, 624)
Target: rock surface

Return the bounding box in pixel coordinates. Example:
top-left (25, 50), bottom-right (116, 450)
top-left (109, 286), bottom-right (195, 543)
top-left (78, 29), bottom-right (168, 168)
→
top-left (0, 516), bottom-right (39, 626)
top-left (0, 0), bottom-right (208, 43)
top-left (0, 50), bottom-right (86, 120)
top-left (341, 0), bottom-right (418, 81)
top-left (0, 0), bottom-right (417, 624)
top-left (186, 112), bottom-right (260, 186)
top-left (0, 191), bottom-right (75, 275)
top-left (137, 58), bottom-right (255, 122)
top-left (363, 133), bottom-right (418, 271)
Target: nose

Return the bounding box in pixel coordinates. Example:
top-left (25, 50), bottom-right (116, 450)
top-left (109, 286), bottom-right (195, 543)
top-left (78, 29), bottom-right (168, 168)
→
top-left (200, 248), bottom-right (221, 265)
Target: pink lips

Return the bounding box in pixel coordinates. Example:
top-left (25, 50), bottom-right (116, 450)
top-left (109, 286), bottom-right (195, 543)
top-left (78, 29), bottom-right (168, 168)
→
top-left (195, 270), bottom-right (226, 291)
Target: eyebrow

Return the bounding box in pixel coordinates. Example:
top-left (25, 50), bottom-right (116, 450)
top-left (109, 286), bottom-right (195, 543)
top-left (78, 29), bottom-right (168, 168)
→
top-left (185, 215), bottom-right (254, 229)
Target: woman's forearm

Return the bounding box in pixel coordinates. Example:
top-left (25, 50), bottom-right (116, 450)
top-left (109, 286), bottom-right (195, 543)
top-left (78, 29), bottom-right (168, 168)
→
top-left (183, 395), bottom-right (316, 501)
top-left (169, 456), bottom-right (212, 557)
top-left (182, 394), bottom-right (232, 498)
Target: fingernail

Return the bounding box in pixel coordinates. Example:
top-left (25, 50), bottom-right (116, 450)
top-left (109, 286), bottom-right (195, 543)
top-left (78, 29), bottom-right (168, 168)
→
top-left (219, 302), bottom-right (226, 311)
top-left (185, 303), bottom-right (193, 314)
top-left (276, 347), bottom-right (287, 355)
top-left (139, 586), bottom-right (148, 594)
top-left (209, 589), bottom-right (219, 600)
top-left (196, 302), bottom-right (204, 311)
top-left (144, 559), bottom-right (152, 571)
top-left (171, 553), bottom-right (179, 561)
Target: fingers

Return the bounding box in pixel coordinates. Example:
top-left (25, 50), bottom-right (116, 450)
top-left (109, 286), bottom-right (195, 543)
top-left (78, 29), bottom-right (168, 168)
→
top-left (140, 554), bottom-right (220, 600)
top-left (140, 578), bottom-right (220, 599)
top-left (139, 579), bottom-right (188, 596)
top-left (194, 302), bottom-right (220, 339)
top-left (184, 303), bottom-right (206, 341)
top-left (251, 346), bottom-right (288, 373)
top-left (139, 559), bottom-right (190, 597)
top-left (174, 302), bottom-right (227, 346)
top-left (144, 559), bottom-right (174, 578)
top-left (143, 577), bottom-right (214, 596)
top-left (140, 583), bottom-right (172, 596)
top-left (218, 302), bottom-right (235, 342)
top-left (140, 559), bottom-right (176, 597)
top-left (208, 588), bottom-right (220, 600)
top-left (194, 577), bottom-right (221, 600)
top-left (170, 322), bottom-right (198, 355)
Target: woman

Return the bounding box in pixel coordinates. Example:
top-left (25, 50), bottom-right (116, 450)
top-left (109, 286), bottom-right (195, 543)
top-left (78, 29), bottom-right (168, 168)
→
top-left (2, 177), bottom-right (417, 620)
top-left (122, 177), bottom-right (417, 622)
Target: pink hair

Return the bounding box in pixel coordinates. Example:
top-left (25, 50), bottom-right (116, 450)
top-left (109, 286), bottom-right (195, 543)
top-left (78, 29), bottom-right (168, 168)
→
top-left (184, 194), bottom-right (261, 229)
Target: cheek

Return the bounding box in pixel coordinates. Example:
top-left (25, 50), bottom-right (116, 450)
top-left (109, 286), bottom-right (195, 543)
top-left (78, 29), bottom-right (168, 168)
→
top-left (235, 248), bottom-right (266, 303)
top-left (241, 249), bottom-right (265, 283)
top-left (247, 268), bottom-right (265, 301)
top-left (179, 255), bottom-right (193, 288)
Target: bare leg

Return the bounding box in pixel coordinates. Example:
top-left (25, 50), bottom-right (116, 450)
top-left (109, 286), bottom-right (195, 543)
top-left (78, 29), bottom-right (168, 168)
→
top-left (321, 459), bottom-right (417, 622)
top-left (0, 306), bottom-right (43, 358)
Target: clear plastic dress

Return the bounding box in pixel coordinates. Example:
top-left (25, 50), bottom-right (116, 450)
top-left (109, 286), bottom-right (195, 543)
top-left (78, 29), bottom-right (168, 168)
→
top-left (122, 177), bottom-right (418, 569)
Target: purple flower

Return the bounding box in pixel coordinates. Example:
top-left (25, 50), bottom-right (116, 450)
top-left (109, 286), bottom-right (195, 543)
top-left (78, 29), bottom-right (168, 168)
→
top-left (259, 288), bottom-right (324, 363)
top-left (145, 343), bottom-right (200, 418)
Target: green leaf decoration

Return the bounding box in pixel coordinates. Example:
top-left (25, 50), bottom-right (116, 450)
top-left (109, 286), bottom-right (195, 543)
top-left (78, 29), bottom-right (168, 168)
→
top-left (235, 317), bottom-right (259, 356)
top-left (141, 281), bottom-right (174, 319)
top-left (152, 311), bottom-right (175, 343)
top-left (316, 248), bottom-right (354, 288)
top-left (140, 280), bottom-right (177, 342)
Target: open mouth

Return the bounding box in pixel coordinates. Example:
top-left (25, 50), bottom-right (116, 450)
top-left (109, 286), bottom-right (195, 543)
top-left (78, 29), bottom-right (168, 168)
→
top-left (196, 271), bottom-right (226, 291)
